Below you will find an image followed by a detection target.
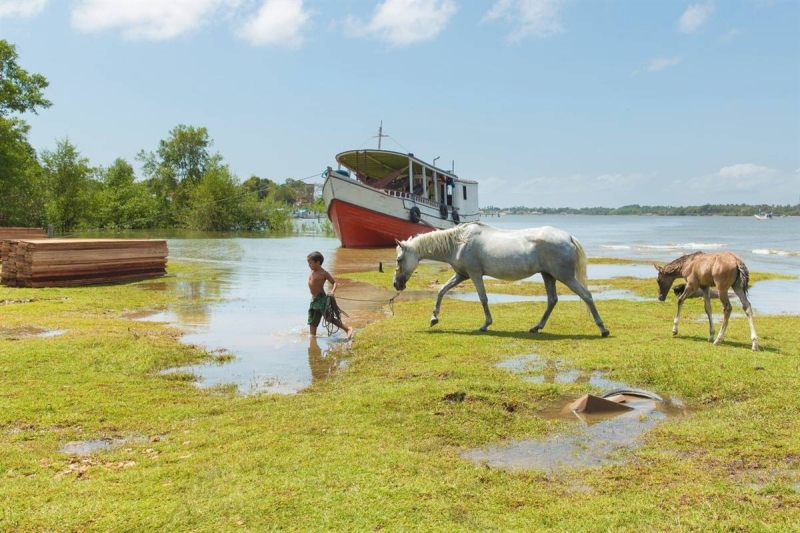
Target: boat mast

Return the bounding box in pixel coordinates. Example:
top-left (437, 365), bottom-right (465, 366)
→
top-left (374, 120), bottom-right (388, 150)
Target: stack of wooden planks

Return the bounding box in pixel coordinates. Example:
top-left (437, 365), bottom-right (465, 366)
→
top-left (0, 228), bottom-right (47, 264)
top-left (0, 227), bottom-right (47, 241)
top-left (1, 239), bottom-right (168, 288)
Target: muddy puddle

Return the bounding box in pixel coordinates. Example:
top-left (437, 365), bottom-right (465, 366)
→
top-left (0, 326), bottom-right (67, 339)
top-left (463, 354), bottom-right (686, 474)
top-left (60, 435), bottom-right (150, 455)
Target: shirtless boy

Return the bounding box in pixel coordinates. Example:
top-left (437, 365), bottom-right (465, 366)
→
top-left (307, 251), bottom-right (353, 338)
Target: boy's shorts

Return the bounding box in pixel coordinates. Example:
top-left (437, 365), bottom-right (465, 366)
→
top-left (308, 293), bottom-right (328, 326)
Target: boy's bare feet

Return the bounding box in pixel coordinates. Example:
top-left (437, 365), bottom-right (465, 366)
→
top-left (346, 327), bottom-right (354, 339)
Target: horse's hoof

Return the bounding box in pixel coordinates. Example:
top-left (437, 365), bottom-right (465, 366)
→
top-left (430, 317), bottom-right (439, 327)
top-left (479, 326), bottom-right (488, 332)
top-left (751, 343), bottom-right (759, 351)
top-left (529, 326), bottom-right (541, 333)
top-left (601, 329), bottom-right (610, 338)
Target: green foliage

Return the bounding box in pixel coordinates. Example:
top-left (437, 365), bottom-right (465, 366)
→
top-left (96, 158), bottom-right (160, 229)
top-left (40, 138), bottom-right (98, 234)
top-left (0, 39), bottom-right (52, 116)
top-left (0, 117), bottom-right (46, 226)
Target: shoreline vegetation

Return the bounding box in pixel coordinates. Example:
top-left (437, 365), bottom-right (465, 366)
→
top-left (1, 258), bottom-right (798, 531)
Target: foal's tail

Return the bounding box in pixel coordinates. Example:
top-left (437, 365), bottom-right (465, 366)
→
top-left (737, 260), bottom-right (750, 296)
top-left (571, 236), bottom-right (589, 289)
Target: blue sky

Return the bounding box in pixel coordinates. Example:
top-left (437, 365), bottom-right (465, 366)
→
top-left (1, 0), bottom-right (798, 208)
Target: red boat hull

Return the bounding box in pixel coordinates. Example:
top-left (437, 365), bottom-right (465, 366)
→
top-left (327, 200), bottom-right (436, 248)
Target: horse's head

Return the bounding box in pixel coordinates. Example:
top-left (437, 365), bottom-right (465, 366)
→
top-left (654, 264), bottom-right (676, 302)
top-left (393, 239), bottom-right (420, 291)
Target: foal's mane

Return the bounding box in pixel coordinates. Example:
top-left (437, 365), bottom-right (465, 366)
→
top-left (409, 224), bottom-right (470, 257)
top-left (663, 251), bottom-right (704, 275)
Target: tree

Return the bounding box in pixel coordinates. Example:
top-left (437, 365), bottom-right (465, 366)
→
top-left (0, 40), bottom-right (52, 116)
top-left (97, 158), bottom-right (159, 229)
top-left (0, 40), bottom-right (51, 226)
top-left (137, 125), bottom-right (212, 225)
top-left (40, 138), bottom-right (96, 234)
top-left (0, 116), bottom-right (46, 226)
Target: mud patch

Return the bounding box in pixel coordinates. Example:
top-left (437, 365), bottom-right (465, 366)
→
top-left (0, 326), bottom-right (67, 339)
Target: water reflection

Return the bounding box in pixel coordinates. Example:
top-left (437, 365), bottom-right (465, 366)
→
top-left (149, 237), bottom-right (388, 395)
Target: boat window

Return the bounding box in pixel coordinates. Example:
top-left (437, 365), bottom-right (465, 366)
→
top-left (462, 185), bottom-right (467, 200)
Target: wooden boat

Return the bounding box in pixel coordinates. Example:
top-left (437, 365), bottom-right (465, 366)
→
top-left (322, 149), bottom-right (479, 248)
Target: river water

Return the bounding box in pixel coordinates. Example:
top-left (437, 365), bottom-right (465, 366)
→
top-left (140, 215), bottom-right (799, 394)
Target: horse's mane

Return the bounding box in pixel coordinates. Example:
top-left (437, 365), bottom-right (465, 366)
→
top-left (662, 251), bottom-right (704, 275)
top-left (408, 223), bottom-right (472, 257)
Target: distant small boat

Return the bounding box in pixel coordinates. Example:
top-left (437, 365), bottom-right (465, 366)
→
top-left (754, 212), bottom-right (773, 220)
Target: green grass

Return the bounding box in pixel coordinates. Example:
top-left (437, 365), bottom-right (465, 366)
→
top-left (1, 260), bottom-right (798, 532)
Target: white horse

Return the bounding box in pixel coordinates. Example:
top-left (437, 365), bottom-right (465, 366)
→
top-left (393, 222), bottom-right (610, 336)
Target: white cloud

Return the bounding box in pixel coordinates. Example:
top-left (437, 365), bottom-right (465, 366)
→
top-left (720, 28), bottom-right (741, 42)
top-left (679, 163), bottom-right (776, 193)
top-left (718, 163), bottom-right (773, 179)
top-left (678, 2), bottom-right (715, 34)
top-left (647, 56), bottom-right (682, 72)
top-left (343, 0), bottom-right (457, 47)
top-left (237, 0), bottom-right (312, 48)
top-left (0, 0), bottom-right (47, 18)
top-left (70, 0), bottom-right (240, 41)
top-left (484, 0), bottom-right (565, 42)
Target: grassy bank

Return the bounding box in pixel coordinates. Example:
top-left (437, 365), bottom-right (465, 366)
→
top-left (1, 261), bottom-right (798, 532)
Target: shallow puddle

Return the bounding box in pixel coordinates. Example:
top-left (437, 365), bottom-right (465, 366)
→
top-left (60, 436), bottom-right (148, 455)
top-left (463, 396), bottom-right (683, 473)
top-left (496, 354), bottom-right (630, 387)
top-left (160, 334), bottom-right (351, 394)
top-left (0, 326), bottom-right (67, 339)
top-left (465, 354), bottom-right (686, 473)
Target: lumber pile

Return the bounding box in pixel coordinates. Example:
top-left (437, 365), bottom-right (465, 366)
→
top-left (0, 227), bottom-right (47, 241)
top-left (0, 228), bottom-right (48, 265)
top-left (1, 239), bottom-right (168, 288)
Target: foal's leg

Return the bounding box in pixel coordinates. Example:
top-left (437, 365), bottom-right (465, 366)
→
top-left (672, 289), bottom-right (691, 337)
top-left (530, 273), bottom-right (558, 333)
top-left (713, 286), bottom-right (733, 346)
top-left (559, 276), bottom-right (610, 338)
top-left (732, 285), bottom-right (758, 351)
top-left (430, 271), bottom-right (467, 327)
top-left (469, 274), bottom-right (493, 332)
top-left (702, 287), bottom-right (715, 342)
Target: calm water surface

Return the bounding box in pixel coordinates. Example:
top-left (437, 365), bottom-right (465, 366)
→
top-left (144, 215), bottom-right (799, 394)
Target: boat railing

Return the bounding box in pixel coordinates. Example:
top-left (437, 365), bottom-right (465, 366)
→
top-left (383, 189), bottom-right (442, 209)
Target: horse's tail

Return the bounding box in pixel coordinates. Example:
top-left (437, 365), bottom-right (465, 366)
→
top-left (571, 236), bottom-right (589, 289)
top-left (737, 260), bottom-right (750, 296)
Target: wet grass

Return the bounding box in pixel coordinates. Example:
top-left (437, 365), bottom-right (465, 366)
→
top-left (1, 260), bottom-right (799, 531)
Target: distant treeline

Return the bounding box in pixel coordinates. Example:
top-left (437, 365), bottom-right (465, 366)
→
top-left (482, 204), bottom-right (800, 217)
